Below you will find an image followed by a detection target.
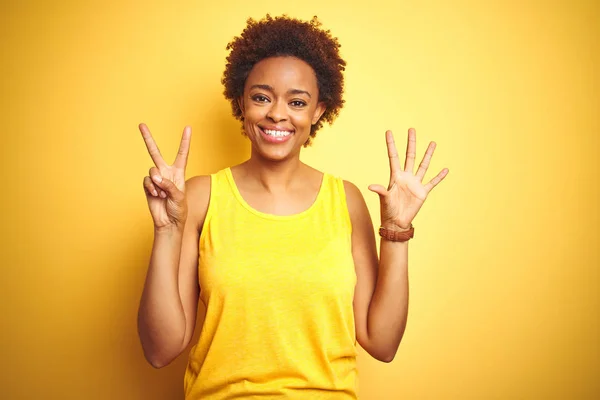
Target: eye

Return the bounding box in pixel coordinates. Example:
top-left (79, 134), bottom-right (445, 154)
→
top-left (290, 100), bottom-right (307, 107)
top-left (251, 94), bottom-right (270, 103)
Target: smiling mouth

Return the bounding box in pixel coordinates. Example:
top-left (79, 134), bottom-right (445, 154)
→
top-left (260, 127), bottom-right (294, 137)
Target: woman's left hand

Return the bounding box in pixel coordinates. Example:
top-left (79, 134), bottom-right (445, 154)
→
top-left (369, 128), bottom-right (449, 230)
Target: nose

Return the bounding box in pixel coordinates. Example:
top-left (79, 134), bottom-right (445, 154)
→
top-left (266, 100), bottom-right (287, 122)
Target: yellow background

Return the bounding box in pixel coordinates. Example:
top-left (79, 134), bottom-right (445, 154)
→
top-left (1, 0), bottom-right (598, 398)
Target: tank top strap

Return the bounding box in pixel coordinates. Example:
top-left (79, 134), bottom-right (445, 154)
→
top-left (316, 172), bottom-right (352, 234)
top-left (199, 168), bottom-right (229, 241)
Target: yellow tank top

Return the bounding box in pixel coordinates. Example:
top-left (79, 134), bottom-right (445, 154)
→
top-left (183, 167), bottom-right (358, 399)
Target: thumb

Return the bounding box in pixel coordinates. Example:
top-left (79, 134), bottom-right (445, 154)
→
top-left (368, 184), bottom-right (387, 197)
top-left (151, 175), bottom-right (184, 202)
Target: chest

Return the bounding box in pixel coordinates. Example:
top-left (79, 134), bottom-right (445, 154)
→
top-left (235, 185), bottom-right (321, 216)
top-left (199, 219), bottom-right (356, 305)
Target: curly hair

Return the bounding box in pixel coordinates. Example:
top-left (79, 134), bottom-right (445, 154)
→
top-left (221, 14), bottom-right (346, 146)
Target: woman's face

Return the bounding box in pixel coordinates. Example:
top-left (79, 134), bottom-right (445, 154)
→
top-left (238, 56), bottom-right (325, 161)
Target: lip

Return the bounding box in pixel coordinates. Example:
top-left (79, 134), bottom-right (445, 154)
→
top-left (259, 124), bottom-right (294, 131)
top-left (258, 126), bottom-right (295, 144)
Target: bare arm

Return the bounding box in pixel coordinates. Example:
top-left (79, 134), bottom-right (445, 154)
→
top-left (137, 176), bottom-right (209, 368)
top-left (349, 128), bottom-right (448, 363)
top-left (135, 123), bottom-right (211, 368)
top-left (345, 181), bottom-right (408, 363)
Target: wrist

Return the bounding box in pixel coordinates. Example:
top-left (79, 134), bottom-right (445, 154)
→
top-left (380, 222), bottom-right (412, 232)
top-left (379, 223), bottom-right (414, 242)
top-left (154, 223), bottom-right (185, 236)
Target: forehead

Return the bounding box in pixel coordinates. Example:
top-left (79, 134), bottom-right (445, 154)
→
top-left (244, 56), bottom-right (318, 92)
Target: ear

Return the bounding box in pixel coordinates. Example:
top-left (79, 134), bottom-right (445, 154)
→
top-left (311, 101), bottom-right (326, 125)
top-left (237, 96), bottom-right (245, 117)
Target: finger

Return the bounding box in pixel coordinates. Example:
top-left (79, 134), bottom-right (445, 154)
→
top-left (143, 176), bottom-right (159, 197)
top-left (173, 126), bottom-right (192, 170)
top-left (424, 168), bottom-right (449, 193)
top-left (149, 166), bottom-right (163, 184)
top-left (368, 184), bottom-right (388, 197)
top-left (415, 141), bottom-right (436, 181)
top-left (404, 128), bottom-right (417, 173)
top-left (152, 176), bottom-right (185, 202)
top-left (139, 123), bottom-right (167, 168)
top-left (385, 130), bottom-right (402, 176)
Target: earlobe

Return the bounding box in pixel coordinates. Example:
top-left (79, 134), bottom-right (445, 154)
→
top-left (312, 102), bottom-right (326, 125)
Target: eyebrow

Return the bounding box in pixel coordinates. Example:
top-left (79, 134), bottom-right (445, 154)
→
top-left (249, 84), bottom-right (312, 98)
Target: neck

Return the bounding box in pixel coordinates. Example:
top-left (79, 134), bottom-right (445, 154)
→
top-left (241, 152), bottom-right (306, 192)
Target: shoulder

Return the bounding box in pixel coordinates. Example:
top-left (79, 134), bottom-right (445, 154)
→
top-left (185, 175), bottom-right (212, 230)
top-left (186, 174), bottom-right (211, 192)
top-left (341, 179), bottom-right (375, 238)
top-left (342, 180), bottom-right (367, 216)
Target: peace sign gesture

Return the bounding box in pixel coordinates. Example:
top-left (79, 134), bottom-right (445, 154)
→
top-left (140, 123), bottom-right (192, 231)
top-left (368, 128), bottom-right (449, 231)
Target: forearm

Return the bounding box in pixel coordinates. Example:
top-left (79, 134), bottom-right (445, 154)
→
top-left (366, 239), bottom-right (409, 361)
top-left (138, 227), bottom-right (187, 367)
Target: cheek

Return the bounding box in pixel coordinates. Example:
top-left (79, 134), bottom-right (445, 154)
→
top-left (243, 103), bottom-right (266, 121)
top-left (291, 109), bottom-right (316, 126)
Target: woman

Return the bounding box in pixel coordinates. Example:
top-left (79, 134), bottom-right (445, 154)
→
top-left (137, 15), bottom-right (448, 399)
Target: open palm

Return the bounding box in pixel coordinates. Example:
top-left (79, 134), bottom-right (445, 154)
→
top-left (369, 128), bottom-right (449, 230)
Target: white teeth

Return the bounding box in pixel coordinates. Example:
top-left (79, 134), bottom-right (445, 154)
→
top-left (264, 129), bottom-right (292, 137)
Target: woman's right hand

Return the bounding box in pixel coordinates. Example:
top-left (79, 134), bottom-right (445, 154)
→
top-left (139, 123), bottom-right (192, 231)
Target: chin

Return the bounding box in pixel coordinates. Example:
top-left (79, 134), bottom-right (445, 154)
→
top-left (253, 143), bottom-right (297, 162)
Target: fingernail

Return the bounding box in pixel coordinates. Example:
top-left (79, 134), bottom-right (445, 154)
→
top-left (152, 175), bottom-right (162, 183)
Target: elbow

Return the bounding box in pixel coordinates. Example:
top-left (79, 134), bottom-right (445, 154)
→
top-left (378, 351), bottom-right (396, 363)
top-left (143, 348), bottom-right (176, 369)
top-left (147, 355), bottom-right (166, 369)
top-left (360, 334), bottom-right (401, 363)
top-left (359, 337), bottom-right (399, 363)
top-left (148, 358), bottom-right (169, 369)
top-left (371, 347), bottom-right (397, 363)
top-left (138, 322), bottom-right (184, 369)
top-left (359, 331), bottom-right (404, 363)
top-left (138, 330), bottom-right (180, 369)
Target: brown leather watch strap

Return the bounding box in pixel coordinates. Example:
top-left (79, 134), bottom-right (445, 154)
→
top-left (378, 224), bottom-right (414, 242)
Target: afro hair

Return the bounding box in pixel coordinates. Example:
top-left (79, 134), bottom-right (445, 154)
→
top-left (221, 14), bottom-right (346, 146)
